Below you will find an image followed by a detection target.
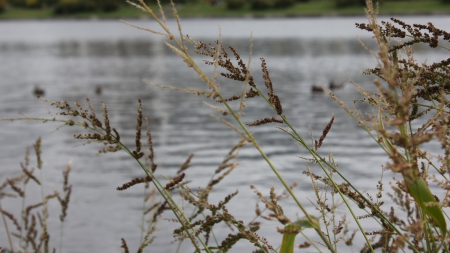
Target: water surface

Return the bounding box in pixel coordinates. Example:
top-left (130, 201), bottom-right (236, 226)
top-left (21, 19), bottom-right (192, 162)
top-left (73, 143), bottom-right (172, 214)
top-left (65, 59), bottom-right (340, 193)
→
top-left (1, 16), bottom-right (449, 252)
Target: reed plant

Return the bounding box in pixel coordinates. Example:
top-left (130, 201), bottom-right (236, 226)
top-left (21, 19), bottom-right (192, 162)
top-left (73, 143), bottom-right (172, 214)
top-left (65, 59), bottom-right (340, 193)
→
top-left (2, 0), bottom-right (450, 252)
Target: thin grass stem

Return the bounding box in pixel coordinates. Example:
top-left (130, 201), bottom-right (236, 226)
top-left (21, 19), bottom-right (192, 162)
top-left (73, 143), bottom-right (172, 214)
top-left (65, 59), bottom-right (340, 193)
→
top-left (0, 201), bottom-right (15, 253)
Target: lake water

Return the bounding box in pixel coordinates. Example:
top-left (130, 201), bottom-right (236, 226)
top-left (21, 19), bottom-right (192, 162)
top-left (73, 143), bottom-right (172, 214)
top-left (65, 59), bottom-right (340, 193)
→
top-left (1, 16), bottom-right (449, 253)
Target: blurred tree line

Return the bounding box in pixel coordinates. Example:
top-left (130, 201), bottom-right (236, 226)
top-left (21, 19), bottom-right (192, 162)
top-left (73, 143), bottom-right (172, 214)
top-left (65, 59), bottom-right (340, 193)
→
top-left (226, 0), bottom-right (448, 11)
top-left (0, 0), bottom-right (124, 14)
top-left (0, 0), bottom-right (448, 15)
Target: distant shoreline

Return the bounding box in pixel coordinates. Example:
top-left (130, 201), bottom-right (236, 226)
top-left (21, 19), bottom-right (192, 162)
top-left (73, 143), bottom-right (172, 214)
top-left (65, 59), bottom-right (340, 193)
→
top-left (1, 1), bottom-right (450, 20)
top-left (1, 13), bottom-right (450, 21)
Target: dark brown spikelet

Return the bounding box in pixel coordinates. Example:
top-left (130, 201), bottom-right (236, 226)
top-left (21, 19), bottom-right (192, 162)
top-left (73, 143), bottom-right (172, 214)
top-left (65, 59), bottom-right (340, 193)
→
top-left (7, 179), bottom-right (24, 197)
top-left (145, 117), bottom-right (157, 172)
top-left (144, 202), bottom-right (160, 215)
top-left (251, 185), bottom-right (290, 225)
top-left (102, 102), bottom-right (112, 141)
top-left (98, 145), bottom-right (121, 154)
top-left (120, 238), bottom-right (130, 253)
top-left (216, 88), bottom-right (260, 103)
top-left (113, 128), bottom-right (121, 142)
top-left (45, 191), bottom-right (59, 201)
top-left (58, 185), bottom-right (71, 222)
top-left (86, 98), bottom-right (102, 128)
top-left (58, 162), bottom-right (72, 222)
top-left (152, 201), bottom-right (169, 222)
top-left (0, 173), bottom-right (26, 192)
top-left (333, 217), bottom-right (346, 235)
top-left (218, 232), bottom-right (245, 252)
top-left (298, 241), bottom-right (311, 249)
top-left (63, 100), bottom-right (121, 151)
top-left (0, 208), bottom-right (21, 231)
top-left (260, 58), bottom-right (274, 96)
top-left (117, 176), bottom-right (153, 191)
top-left (27, 214), bottom-right (38, 250)
top-left (24, 146), bottom-right (30, 166)
top-left (260, 57), bottom-right (284, 116)
top-left (246, 117), bottom-right (283, 126)
top-left (34, 137), bottom-right (43, 169)
top-left (315, 114), bottom-right (335, 151)
top-left (133, 99), bottom-right (144, 159)
top-left (39, 213), bottom-right (50, 253)
top-left (177, 154), bottom-right (194, 174)
top-left (25, 202), bottom-right (44, 219)
top-left (270, 95), bottom-right (283, 115)
top-left (246, 88), bottom-right (259, 98)
top-left (21, 165), bottom-right (40, 185)
top-left (72, 102), bottom-right (83, 117)
top-left (218, 95), bottom-right (241, 103)
top-left (165, 173), bottom-right (185, 190)
top-left (62, 162), bottom-right (71, 191)
top-left (74, 133), bottom-right (106, 141)
top-left (196, 41), bottom-right (257, 88)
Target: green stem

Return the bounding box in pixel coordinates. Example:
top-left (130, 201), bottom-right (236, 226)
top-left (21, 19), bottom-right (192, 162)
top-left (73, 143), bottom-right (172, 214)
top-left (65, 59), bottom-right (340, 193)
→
top-left (256, 87), bottom-right (379, 251)
top-left (119, 143), bottom-right (211, 253)
top-left (19, 179), bottom-right (27, 250)
top-left (139, 183), bottom-right (148, 247)
top-left (10, 117), bottom-right (211, 253)
top-left (59, 221), bottom-right (65, 253)
top-left (217, 95), bottom-right (336, 252)
top-left (0, 201), bottom-right (15, 253)
top-left (149, 15), bottom-right (336, 250)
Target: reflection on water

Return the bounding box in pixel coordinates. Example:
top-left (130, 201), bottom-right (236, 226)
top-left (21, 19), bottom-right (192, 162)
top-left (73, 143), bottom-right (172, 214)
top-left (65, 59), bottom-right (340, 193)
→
top-left (0, 17), bottom-right (449, 252)
top-left (56, 40), bottom-right (155, 58)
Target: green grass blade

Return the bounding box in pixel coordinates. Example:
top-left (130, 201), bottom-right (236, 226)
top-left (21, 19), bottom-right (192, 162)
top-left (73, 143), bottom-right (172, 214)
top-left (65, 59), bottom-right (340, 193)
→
top-left (279, 223), bottom-right (301, 253)
top-left (407, 176), bottom-right (447, 237)
top-left (280, 217), bottom-right (319, 253)
top-left (292, 216), bottom-right (320, 229)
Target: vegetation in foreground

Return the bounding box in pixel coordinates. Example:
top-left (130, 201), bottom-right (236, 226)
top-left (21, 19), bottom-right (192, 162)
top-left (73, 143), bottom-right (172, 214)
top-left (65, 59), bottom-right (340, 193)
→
top-left (0, 0), bottom-right (450, 19)
top-left (2, 0), bottom-right (450, 252)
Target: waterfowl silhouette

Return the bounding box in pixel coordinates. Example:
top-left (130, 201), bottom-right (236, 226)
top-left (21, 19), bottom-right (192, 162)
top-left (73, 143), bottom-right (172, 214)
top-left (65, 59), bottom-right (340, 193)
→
top-left (95, 85), bottom-right (102, 95)
top-left (311, 85), bottom-right (324, 93)
top-left (33, 86), bottom-right (45, 96)
top-left (329, 81), bottom-right (344, 90)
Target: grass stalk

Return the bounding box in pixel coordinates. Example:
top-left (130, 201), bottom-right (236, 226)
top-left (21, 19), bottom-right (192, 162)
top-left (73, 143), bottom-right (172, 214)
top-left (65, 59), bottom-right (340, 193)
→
top-left (122, 1), bottom-right (337, 249)
top-left (0, 201), bottom-right (15, 253)
top-left (111, 132), bottom-right (212, 253)
top-left (4, 113), bottom-right (212, 252)
top-left (139, 184), bottom-right (147, 246)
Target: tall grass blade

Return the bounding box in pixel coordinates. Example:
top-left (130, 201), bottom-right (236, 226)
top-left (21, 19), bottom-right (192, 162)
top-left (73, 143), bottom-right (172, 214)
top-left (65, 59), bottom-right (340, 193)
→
top-left (407, 176), bottom-right (447, 237)
top-left (279, 216), bottom-right (319, 253)
top-left (279, 223), bottom-right (300, 253)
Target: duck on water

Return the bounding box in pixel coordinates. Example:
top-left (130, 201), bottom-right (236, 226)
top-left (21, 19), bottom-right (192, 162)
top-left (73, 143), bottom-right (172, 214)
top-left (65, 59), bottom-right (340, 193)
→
top-left (311, 81), bottom-right (345, 93)
top-left (33, 86), bottom-right (45, 96)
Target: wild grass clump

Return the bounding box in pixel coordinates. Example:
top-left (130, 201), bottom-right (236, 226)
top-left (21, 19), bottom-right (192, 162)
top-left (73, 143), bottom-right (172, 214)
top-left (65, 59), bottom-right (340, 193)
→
top-left (0, 138), bottom-right (72, 253)
top-left (2, 0), bottom-right (450, 252)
